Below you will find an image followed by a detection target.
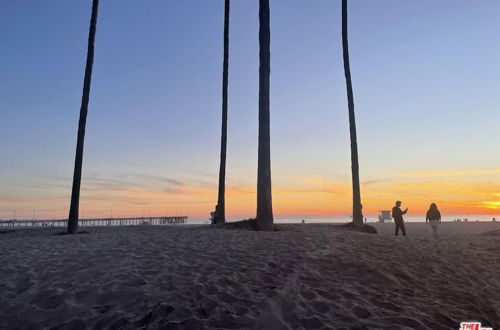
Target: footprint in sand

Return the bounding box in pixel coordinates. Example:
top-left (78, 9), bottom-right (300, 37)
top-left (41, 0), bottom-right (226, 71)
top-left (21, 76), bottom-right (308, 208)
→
top-left (298, 316), bottom-right (323, 329)
top-left (300, 289), bottom-right (317, 301)
top-left (312, 300), bottom-right (330, 314)
top-left (351, 305), bottom-right (372, 319)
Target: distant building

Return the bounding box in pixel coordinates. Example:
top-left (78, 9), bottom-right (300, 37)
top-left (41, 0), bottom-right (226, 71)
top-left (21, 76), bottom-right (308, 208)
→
top-left (378, 210), bottom-right (391, 223)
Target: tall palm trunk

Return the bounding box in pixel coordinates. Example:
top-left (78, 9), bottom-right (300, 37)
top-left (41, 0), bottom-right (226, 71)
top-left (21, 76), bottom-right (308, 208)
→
top-left (341, 0), bottom-right (363, 226)
top-left (67, 0), bottom-right (99, 234)
top-left (215, 0), bottom-right (230, 225)
top-left (256, 0), bottom-right (273, 231)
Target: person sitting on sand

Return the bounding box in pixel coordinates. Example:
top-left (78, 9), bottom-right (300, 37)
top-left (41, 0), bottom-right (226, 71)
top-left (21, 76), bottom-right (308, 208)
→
top-left (392, 201), bottom-right (408, 236)
top-left (426, 203), bottom-right (441, 237)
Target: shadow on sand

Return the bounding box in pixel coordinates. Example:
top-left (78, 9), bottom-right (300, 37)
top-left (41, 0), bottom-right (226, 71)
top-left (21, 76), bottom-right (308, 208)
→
top-left (340, 222), bottom-right (377, 234)
top-left (217, 218), bottom-right (376, 234)
top-left (216, 218), bottom-right (281, 231)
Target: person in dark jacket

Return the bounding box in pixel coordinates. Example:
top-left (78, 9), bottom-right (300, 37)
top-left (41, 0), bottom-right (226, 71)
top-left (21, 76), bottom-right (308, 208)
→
top-left (392, 201), bottom-right (408, 236)
top-left (426, 203), bottom-right (441, 237)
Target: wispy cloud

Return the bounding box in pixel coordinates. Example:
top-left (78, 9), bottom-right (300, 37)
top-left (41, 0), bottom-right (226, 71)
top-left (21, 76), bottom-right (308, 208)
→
top-left (481, 201), bottom-right (500, 209)
top-left (2, 170), bottom-right (499, 219)
top-left (118, 173), bottom-right (184, 187)
top-left (399, 168), bottom-right (500, 178)
top-left (362, 179), bottom-right (384, 186)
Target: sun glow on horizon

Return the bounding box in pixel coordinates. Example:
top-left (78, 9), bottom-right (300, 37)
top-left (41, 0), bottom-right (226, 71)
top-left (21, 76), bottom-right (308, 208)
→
top-left (1, 167), bottom-right (498, 220)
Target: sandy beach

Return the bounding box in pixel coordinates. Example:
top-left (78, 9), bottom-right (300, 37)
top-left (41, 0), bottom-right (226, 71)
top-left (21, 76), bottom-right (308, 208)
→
top-left (0, 222), bottom-right (498, 329)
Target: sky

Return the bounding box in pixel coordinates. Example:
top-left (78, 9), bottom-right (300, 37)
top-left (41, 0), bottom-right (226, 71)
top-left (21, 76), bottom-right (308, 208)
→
top-left (0, 0), bottom-right (499, 220)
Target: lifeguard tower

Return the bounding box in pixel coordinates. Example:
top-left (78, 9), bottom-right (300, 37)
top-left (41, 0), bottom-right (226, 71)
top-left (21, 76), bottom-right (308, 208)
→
top-left (378, 210), bottom-right (391, 223)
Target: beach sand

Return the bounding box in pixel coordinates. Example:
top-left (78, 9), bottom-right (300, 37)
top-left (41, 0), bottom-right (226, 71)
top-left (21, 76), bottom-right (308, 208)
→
top-left (0, 222), bottom-right (498, 329)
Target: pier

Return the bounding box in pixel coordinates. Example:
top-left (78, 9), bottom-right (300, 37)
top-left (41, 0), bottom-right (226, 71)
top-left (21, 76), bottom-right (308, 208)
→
top-left (0, 216), bottom-right (188, 228)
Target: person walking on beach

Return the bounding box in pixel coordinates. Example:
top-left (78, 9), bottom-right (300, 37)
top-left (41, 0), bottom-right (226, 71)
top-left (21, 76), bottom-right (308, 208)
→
top-left (426, 203), bottom-right (441, 237)
top-left (392, 201), bottom-right (408, 236)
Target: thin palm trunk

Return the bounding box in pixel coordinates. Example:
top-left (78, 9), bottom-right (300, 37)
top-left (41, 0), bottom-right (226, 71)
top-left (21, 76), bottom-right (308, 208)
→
top-left (67, 0), bottom-right (99, 234)
top-left (256, 0), bottom-right (273, 231)
top-left (341, 0), bottom-right (363, 226)
top-left (215, 0), bottom-right (230, 225)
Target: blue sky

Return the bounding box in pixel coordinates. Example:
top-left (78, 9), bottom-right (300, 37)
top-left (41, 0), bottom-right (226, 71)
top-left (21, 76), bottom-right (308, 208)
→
top-left (0, 0), bottom-right (499, 219)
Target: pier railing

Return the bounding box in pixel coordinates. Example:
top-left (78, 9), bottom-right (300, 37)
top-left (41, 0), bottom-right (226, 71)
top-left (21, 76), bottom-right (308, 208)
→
top-left (0, 216), bottom-right (188, 228)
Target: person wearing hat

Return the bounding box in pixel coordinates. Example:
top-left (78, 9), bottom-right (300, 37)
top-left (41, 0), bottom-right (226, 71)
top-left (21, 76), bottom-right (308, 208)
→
top-left (392, 201), bottom-right (408, 236)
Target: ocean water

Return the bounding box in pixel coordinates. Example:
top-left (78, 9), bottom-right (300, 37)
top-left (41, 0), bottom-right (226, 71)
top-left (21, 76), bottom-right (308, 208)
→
top-left (189, 214), bottom-right (498, 225)
top-left (278, 215), bottom-right (497, 224)
top-left (2, 214), bottom-right (497, 227)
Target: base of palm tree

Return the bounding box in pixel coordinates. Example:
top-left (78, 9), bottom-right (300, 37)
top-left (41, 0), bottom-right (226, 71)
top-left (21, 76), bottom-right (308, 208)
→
top-left (55, 231), bottom-right (90, 236)
top-left (341, 222), bottom-right (377, 234)
top-left (217, 218), bottom-right (278, 231)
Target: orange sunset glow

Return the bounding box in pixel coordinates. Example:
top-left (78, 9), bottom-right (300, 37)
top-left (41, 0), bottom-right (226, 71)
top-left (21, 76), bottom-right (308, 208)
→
top-left (2, 168), bottom-right (498, 219)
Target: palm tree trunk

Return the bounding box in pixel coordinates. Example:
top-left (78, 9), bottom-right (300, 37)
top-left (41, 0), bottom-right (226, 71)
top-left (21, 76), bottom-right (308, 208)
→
top-left (215, 0), bottom-right (230, 225)
top-left (341, 0), bottom-right (363, 226)
top-left (256, 0), bottom-right (274, 231)
top-left (67, 0), bottom-right (99, 234)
